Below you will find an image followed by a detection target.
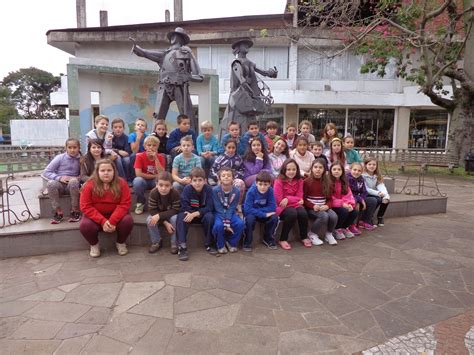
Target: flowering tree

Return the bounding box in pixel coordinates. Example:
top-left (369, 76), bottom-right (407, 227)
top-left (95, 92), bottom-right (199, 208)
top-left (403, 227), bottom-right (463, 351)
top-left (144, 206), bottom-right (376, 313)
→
top-left (294, 0), bottom-right (473, 164)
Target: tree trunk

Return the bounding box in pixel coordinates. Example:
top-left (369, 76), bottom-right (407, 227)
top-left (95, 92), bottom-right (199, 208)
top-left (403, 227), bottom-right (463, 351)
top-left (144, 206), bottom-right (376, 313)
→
top-left (447, 99), bottom-right (473, 166)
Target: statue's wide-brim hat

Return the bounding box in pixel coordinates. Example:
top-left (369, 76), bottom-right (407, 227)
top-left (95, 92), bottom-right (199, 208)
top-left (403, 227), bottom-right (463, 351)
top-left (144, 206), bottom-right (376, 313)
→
top-left (167, 27), bottom-right (190, 44)
top-left (231, 38), bottom-right (254, 50)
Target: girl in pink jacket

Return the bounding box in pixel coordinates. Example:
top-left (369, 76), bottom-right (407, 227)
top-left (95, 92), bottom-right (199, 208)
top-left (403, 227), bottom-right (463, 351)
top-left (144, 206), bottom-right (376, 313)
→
top-left (328, 161), bottom-right (358, 241)
top-left (273, 159), bottom-right (311, 250)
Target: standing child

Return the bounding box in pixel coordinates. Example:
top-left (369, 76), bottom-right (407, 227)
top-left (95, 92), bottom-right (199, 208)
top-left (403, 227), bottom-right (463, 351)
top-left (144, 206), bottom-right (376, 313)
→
top-left (43, 138), bottom-right (81, 224)
top-left (346, 162), bottom-right (367, 235)
top-left (327, 162), bottom-right (358, 240)
top-left (176, 168), bottom-right (215, 261)
top-left (298, 120), bottom-right (316, 144)
top-left (362, 157), bottom-right (390, 228)
top-left (343, 135), bottom-right (363, 165)
top-left (325, 137), bottom-right (347, 170)
top-left (80, 139), bottom-right (105, 183)
top-left (289, 136), bottom-right (315, 178)
top-left (243, 171), bottom-right (279, 251)
top-left (219, 121), bottom-right (242, 155)
top-left (171, 135), bottom-right (202, 192)
top-left (304, 159), bottom-right (339, 245)
top-left (239, 121), bottom-right (268, 156)
top-left (196, 120), bottom-right (220, 177)
top-left (111, 118), bottom-right (132, 183)
top-left (133, 136), bottom-right (166, 215)
top-left (321, 123), bottom-right (338, 154)
top-left (212, 168), bottom-right (245, 254)
top-left (282, 122), bottom-right (298, 150)
top-left (85, 115), bottom-right (113, 155)
top-left (147, 171), bottom-right (180, 255)
top-left (264, 120), bottom-right (281, 152)
top-left (269, 138), bottom-right (289, 177)
top-left (243, 137), bottom-right (272, 187)
top-left (274, 159), bottom-right (311, 250)
top-left (80, 159), bottom-right (132, 257)
top-left (166, 114), bottom-right (197, 159)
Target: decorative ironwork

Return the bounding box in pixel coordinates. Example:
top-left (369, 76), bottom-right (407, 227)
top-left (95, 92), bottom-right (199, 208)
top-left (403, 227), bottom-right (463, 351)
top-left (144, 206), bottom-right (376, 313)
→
top-left (0, 176), bottom-right (40, 228)
top-left (396, 167), bottom-right (447, 197)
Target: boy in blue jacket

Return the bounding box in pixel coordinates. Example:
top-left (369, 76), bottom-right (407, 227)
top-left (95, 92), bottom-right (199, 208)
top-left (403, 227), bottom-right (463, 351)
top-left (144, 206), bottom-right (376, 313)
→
top-left (239, 121), bottom-right (268, 155)
top-left (212, 168), bottom-right (245, 254)
top-left (243, 171), bottom-right (278, 251)
top-left (219, 121), bottom-right (243, 155)
top-left (176, 167), bottom-right (215, 261)
top-left (166, 114), bottom-right (197, 159)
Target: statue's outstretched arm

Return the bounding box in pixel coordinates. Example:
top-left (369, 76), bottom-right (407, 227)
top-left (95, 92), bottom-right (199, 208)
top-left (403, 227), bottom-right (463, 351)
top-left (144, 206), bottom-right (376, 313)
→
top-left (255, 66), bottom-right (278, 78)
top-left (129, 37), bottom-right (165, 63)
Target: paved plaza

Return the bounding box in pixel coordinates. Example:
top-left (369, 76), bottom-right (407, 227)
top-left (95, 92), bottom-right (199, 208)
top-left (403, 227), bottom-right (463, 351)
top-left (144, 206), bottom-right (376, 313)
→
top-left (0, 174), bottom-right (473, 354)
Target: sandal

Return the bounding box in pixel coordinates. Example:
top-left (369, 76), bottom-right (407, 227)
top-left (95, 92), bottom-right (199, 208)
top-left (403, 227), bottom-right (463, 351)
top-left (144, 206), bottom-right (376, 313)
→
top-left (301, 238), bottom-right (312, 248)
top-left (279, 241), bottom-right (292, 250)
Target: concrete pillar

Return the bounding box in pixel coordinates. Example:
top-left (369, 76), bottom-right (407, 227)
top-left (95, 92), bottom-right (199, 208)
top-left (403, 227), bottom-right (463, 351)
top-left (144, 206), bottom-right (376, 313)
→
top-left (165, 9), bottom-right (170, 22)
top-left (395, 107), bottom-right (410, 149)
top-left (76, 0), bottom-right (86, 28)
top-left (285, 104), bottom-right (298, 127)
top-left (174, 0), bottom-right (183, 21)
top-left (99, 11), bottom-right (108, 27)
top-left (289, 42), bottom-right (298, 90)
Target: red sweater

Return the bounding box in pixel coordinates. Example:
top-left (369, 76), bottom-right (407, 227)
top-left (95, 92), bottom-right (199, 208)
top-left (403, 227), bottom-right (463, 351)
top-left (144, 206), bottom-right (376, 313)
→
top-left (273, 178), bottom-right (304, 215)
top-left (328, 180), bottom-right (355, 208)
top-left (80, 178), bottom-right (131, 226)
top-left (303, 177), bottom-right (327, 209)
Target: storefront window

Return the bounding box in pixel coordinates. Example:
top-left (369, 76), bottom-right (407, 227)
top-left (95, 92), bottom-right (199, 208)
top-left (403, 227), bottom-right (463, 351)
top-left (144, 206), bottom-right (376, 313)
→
top-left (409, 110), bottom-right (448, 149)
top-left (299, 109), bottom-right (346, 140)
top-left (348, 109), bottom-right (394, 148)
top-left (217, 106), bottom-right (284, 134)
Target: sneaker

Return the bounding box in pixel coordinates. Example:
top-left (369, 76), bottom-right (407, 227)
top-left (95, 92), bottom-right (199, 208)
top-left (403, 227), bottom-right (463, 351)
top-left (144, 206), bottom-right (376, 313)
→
top-left (359, 221), bottom-right (376, 231)
top-left (377, 217), bottom-right (385, 227)
top-left (343, 228), bottom-right (355, 239)
top-left (348, 224), bottom-right (361, 236)
top-left (324, 232), bottom-right (338, 245)
top-left (148, 242), bottom-right (161, 254)
top-left (333, 229), bottom-right (346, 240)
top-left (134, 203), bottom-right (144, 215)
top-left (228, 246), bottom-right (238, 253)
top-left (170, 244), bottom-right (178, 254)
top-left (51, 213), bottom-right (64, 224)
top-left (68, 211), bottom-right (81, 223)
top-left (116, 243), bottom-right (128, 256)
top-left (218, 247), bottom-right (228, 254)
top-left (308, 232), bottom-right (324, 246)
top-left (178, 246), bottom-right (188, 261)
top-left (262, 240), bottom-right (278, 250)
top-left (242, 246), bottom-right (253, 252)
top-left (89, 244), bottom-right (100, 257)
top-left (206, 246), bottom-right (218, 255)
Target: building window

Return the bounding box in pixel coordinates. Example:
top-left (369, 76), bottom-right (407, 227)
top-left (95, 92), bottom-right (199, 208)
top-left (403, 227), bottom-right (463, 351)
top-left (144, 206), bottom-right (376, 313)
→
top-left (257, 107), bottom-right (284, 134)
top-left (299, 108), bottom-right (346, 140)
top-left (409, 110), bottom-right (448, 149)
top-left (348, 109), bottom-right (394, 148)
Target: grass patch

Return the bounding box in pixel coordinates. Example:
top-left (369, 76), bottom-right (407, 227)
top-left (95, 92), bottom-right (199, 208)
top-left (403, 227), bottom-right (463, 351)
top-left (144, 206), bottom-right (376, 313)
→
top-left (381, 162), bottom-right (474, 181)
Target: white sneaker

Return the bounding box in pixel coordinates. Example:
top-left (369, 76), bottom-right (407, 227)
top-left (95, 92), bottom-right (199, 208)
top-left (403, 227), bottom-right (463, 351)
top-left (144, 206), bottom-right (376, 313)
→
top-left (324, 232), bottom-right (338, 245)
top-left (308, 232), bottom-right (323, 246)
top-left (116, 243), bottom-right (128, 256)
top-left (134, 203), bottom-right (144, 215)
top-left (90, 244), bottom-right (100, 257)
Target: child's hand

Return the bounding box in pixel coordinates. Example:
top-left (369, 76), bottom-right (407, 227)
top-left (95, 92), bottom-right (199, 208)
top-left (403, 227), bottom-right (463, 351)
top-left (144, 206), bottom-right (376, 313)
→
top-left (266, 212), bottom-right (276, 217)
top-left (136, 131), bottom-right (143, 139)
top-left (320, 205), bottom-right (329, 211)
top-left (378, 192), bottom-right (385, 197)
top-left (106, 132), bottom-right (113, 142)
top-left (148, 214), bottom-right (160, 226)
top-left (279, 198), bottom-right (288, 208)
top-left (59, 176), bottom-right (70, 183)
top-left (313, 205), bottom-right (320, 212)
top-left (163, 221), bottom-right (175, 234)
top-left (183, 211), bottom-right (197, 223)
top-left (298, 199), bottom-right (304, 205)
top-left (361, 200), bottom-right (367, 210)
top-left (256, 152), bottom-right (264, 159)
top-left (347, 205), bottom-right (354, 212)
top-left (119, 150), bottom-right (129, 157)
top-left (225, 226), bottom-right (234, 234)
top-left (182, 177), bottom-right (191, 185)
top-left (382, 198), bottom-right (389, 204)
top-left (103, 220), bottom-right (115, 233)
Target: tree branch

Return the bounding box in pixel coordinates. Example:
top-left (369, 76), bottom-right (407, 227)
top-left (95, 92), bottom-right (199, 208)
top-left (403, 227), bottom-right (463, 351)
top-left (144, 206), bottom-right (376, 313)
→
top-left (423, 0), bottom-right (451, 24)
top-left (422, 87), bottom-right (455, 110)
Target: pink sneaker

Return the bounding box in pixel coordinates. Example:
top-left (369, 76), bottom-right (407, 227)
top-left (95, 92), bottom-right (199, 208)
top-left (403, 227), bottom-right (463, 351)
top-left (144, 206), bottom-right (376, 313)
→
top-left (359, 221), bottom-right (376, 231)
top-left (348, 224), bottom-right (361, 236)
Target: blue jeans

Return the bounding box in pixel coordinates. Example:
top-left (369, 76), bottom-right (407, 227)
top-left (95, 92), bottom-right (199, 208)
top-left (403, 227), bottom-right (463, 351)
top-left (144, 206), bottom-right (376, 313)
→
top-left (115, 155), bottom-right (131, 182)
top-left (176, 211), bottom-right (214, 248)
top-left (133, 177), bottom-right (155, 204)
top-left (146, 214), bottom-right (177, 245)
top-left (172, 181), bottom-right (185, 193)
top-left (244, 214), bottom-right (279, 248)
top-left (212, 215), bottom-right (245, 249)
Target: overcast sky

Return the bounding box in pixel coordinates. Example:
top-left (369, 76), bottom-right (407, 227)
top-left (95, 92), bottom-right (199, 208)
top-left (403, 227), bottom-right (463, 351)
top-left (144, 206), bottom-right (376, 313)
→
top-left (0, 0), bottom-right (287, 80)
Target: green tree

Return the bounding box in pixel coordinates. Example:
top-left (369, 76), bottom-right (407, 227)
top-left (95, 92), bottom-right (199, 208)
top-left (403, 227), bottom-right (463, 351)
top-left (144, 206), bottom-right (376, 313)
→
top-left (0, 85), bottom-right (19, 133)
top-left (293, 0), bottom-right (473, 164)
top-left (1, 67), bottom-right (65, 120)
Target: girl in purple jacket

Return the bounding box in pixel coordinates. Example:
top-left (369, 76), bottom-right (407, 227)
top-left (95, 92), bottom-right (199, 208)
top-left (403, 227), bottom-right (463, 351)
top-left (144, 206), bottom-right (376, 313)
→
top-left (243, 137), bottom-right (272, 187)
top-left (346, 162), bottom-right (368, 236)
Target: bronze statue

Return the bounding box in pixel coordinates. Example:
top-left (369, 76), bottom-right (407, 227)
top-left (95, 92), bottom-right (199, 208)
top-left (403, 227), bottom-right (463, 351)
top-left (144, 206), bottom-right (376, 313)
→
top-left (220, 38), bottom-right (278, 137)
top-left (130, 27), bottom-right (203, 131)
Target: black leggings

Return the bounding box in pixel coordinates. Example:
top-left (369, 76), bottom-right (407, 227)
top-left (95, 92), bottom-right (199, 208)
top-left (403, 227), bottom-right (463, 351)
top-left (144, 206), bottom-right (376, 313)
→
top-left (279, 207), bottom-right (308, 241)
top-left (332, 207), bottom-right (358, 229)
top-left (362, 196), bottom-right (390, 223)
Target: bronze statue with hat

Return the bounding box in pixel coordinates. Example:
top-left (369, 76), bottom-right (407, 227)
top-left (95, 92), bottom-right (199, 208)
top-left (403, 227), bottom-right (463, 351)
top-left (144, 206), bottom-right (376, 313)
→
top-left (220, 38), bottom-right (278, 137)
top-left (130, 27), bottom-right (203, 131)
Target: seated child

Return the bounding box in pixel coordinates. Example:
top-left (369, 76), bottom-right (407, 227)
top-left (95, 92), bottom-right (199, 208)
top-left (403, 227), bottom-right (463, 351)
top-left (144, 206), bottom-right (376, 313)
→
top-left (321, 123), bottom-right (338, 154)
top-left (343, 135), bottom-right (363, 165)
top-left (298, 120), bottom-right (316, 144)
top-left (166, 114), bottom-right (197, 159)
top-left (80, 139), bottom-right (105, 183)
top-left (243, 137), bottom-right (272, 187)
top-left (171, 135), bottom-right (202, 192)
top-left (43, 138), bottom-right (81, 224)
top-left (176, 168), bottom-right (215, 261)
top-left (86, 114), bottom-right (113, 155)
top-left (219, 121), bottom-right (242, 155)
top-left (325, 137), bottom-right (347, 170)
top-left (111, 118), bottom-right (132, 183)
top-left (243, 171), bottom-right (279, 251)
top-left (147, 171), bottom-right (180, 255)
top-left (289, 136), bottom-right (315, 178)
top-left (196, 120), bottom-right (220, 176)
top-left (346, 162), bottom-right (367, 235)
top-left (274, 159), bottom-right (311, 250)
top-left (264, 120), bottom-right (281, 152)
top-left (361, 157), bottom-right (390, 228)
top-left (310, 141), bottom-right (329, 170)
top-left (133, 136), bottom-right (166, 215)
top-left (269, 138), bottom-right (289, 177)
top-left (151, 119), bottom-right (171, 170)
top-left (282, 122), bottom-right (298, 150)
top-left (304, 159), bottom-right (338, 245)
top-left (239, 121), bottom-right (268, 156)
top-left (212, 168), bottom-right (245, 254)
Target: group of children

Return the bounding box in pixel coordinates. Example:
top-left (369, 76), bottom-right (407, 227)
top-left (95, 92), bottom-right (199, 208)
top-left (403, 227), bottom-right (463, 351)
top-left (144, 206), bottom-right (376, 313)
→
top-left (43, 114), bottom-right (390, 260)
